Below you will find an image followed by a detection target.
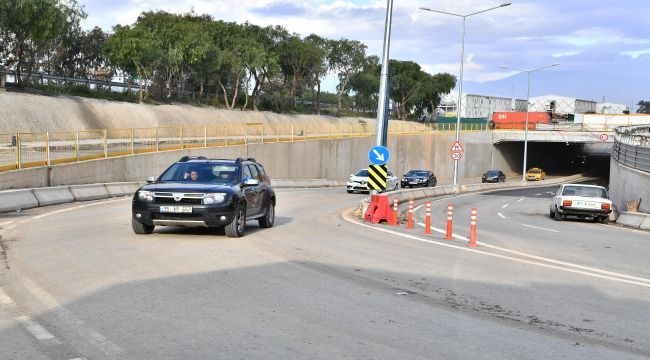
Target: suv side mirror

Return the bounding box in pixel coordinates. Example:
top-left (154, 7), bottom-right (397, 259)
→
top-left (146, 176), bottom-right (156, 184)
top-left (242, 178), bottom-right (260, 187)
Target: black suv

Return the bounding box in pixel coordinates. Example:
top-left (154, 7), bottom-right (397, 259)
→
top-left (131, 156), bottom-right (276, 237)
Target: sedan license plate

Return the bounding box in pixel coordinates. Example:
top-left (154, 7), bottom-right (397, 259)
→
top-left (159, 206), bottom-right (193, 213)
top-left (410, 181), bottom-right (419, 185)
top-left (574, 201), bottom-right (598, 209)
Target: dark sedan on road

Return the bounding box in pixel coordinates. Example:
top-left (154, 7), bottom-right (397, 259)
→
top-left (482, 170), bottom-right (506, 183)
top-left (401, 170), bottom-right (437, 188)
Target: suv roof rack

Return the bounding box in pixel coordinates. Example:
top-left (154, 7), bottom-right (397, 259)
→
top-left (179, 156), bottom-right (208, 162)
top-left (235, 157), bottom-right (257, 164)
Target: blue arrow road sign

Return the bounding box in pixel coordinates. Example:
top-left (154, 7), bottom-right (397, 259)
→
top-left (368, 146), bottom-right (390, 165)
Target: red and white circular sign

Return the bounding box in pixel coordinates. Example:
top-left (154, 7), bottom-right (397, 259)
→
top-left (599, 134), bottom-right (609, 142)
top-left (451, 152), bottom-right (462, 160)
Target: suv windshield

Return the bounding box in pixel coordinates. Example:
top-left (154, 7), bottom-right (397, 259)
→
top-left (158, 163), bottom-right (241, 185)
top-left (355, 170), bottom-right (369, 177)
top-left (486, 171), bottom-right (499, 176)
top-left (562, 186), bottom-right (607, 198)
top-left (407, 171), bottom-right (429, 177)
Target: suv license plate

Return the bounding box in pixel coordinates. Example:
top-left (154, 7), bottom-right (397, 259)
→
top-left (160, 206), bottom-right (193, 213)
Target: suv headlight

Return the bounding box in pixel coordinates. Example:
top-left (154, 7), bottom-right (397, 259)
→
top-left (203, 193), bottom-right (226, 205)
top-left (138, 190), bottom-right (154, 202)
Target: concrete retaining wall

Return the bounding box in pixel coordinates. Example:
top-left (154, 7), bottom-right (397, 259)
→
top-left (0, 132), bottom-right (519, 191)
top-left (609, 157), bottom-right (650, 213)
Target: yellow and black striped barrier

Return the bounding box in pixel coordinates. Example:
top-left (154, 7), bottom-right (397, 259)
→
top-left (367, 164), bottom-right (388, 191)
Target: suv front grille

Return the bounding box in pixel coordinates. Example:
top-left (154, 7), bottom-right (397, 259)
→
top-left (155, 197), bottom-right (203, 205)
top-left (154, 192), bottom-right (205, 205)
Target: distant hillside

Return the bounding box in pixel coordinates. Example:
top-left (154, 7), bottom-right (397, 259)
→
top-left (462, 71), bottom-right (647, 111)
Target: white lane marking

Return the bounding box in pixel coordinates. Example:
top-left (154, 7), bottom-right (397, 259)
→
top-left (0, 287), bottom-right (16, 308)
top-left (342, 213), bottom-right (650, 288)
top-left (518, 198), bottom-right (524, 202)
top-left (498, 213), bottom-right (507, 219)
top-left (16, 316), bottom-right (57, 341)
top-left (30, 198), bottom-right (128, 221)
top-left (408, 192), bottom-right (650, 283)
top-left (69, 358), bottom-right (88, 360)
top-left (413, 221), bottom-right (650, 285)
top-left (502, 204), bottom-right (509, 209)
top-left (535, 193), bottom-right (542, 196)
top-left (521, 224), bottom-right (559, 233)
top-left (18, 272), bottom-right (127, 357)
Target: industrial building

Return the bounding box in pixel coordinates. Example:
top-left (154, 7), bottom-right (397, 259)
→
top-left (528, 94), bottom-right (597, 114)
top-left (597, 102), bottom-right (630, 114)
top-left (438, 93), bottom-right (526, 119)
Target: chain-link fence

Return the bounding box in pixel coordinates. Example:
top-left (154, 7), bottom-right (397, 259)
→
top-left (0, 134), bottom-right (18, 172)
top-left (613, 125), bottom-right (650, 173)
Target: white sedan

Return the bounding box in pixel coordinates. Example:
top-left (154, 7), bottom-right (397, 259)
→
top-left (347, 169), bottom-right (399, 193)
top-left (550, 184), bottom-right (613, 224)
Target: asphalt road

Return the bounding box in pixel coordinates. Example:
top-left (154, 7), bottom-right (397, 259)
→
top-left (0, 185), bottom-right (648, 359)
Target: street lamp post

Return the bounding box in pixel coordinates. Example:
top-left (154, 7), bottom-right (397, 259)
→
top-left (420, 2), bottom-right (511, 186)
top-left (499, 63), bottom-right (559, 181)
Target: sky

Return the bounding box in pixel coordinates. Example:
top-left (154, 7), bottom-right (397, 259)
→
top-left (79, 0), bottom-right (649, 106)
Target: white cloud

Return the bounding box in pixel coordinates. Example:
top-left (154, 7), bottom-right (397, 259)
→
top-left (78, 0), bottom-right (650, 93)
top-left (622, 49), bottom-right (650, 60)
top-left (552, 51), bottom-right (581, 58)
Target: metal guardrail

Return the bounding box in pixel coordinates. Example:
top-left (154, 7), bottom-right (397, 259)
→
top-left (0, 122), bottom-right (489, 173)
top-left (613, 125), bottom-right (650, 173)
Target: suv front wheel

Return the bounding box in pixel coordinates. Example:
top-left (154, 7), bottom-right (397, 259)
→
top-left (259, 202), bottom-right (275, 228)
top-left (225, 208), bottom-right (246, 237)
top-left (132, 217), bottom-right (154, 235)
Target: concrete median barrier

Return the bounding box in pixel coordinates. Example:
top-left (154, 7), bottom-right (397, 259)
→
top-left (616, 212), bottom-right (647, 228)
top-left (0, 189), bottom-right (39, 212)
top-left (640, 217), bottom-right (650, 231)
top-left (33, 186), bottom-right (75, 206)
top-left (423, 188), bottom-right (436, 198)
top-left (105, 182), bottom-right (141, 197)
top-left (69, 184), bottom-right (110, 201)
top-left (357, 173), bottom-right (590, 220)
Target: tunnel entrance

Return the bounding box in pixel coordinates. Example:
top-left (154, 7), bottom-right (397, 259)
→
top-left (495, 141), bottom-right (611, 180)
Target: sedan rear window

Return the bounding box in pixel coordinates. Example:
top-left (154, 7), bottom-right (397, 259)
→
top-left (562, 186), bottom-right (607, 198)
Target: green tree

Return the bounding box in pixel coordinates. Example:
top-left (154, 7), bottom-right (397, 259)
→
top-left (414, 72), bottom-right (456, 120)
top-left (304, 34), bottom-right (330, 115)
top-left (0, 0), bottom-right (86, 86)
top-left (350, 55), bottom-right (380, 114)
top-left (637, 101), bottom-right (650, 114)
top-left (328, 39), bottom-right (367, 117)
top-left (388, 60), bottom-right (425, 120)
top-left (278, 35), bottom-right (325, 108)
top-left (104, 24), bottom-right (160, 102)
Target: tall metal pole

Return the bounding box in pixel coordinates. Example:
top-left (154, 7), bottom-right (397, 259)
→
top-left (522, 71), bottom-right (531, 181)
top-left (453, 17), bottom-right (466, 186)
top-left (375, 0), bottom-right (393, 148)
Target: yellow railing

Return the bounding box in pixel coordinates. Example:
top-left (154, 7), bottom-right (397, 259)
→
top-left (0, 122), bottom-right (488, 172)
